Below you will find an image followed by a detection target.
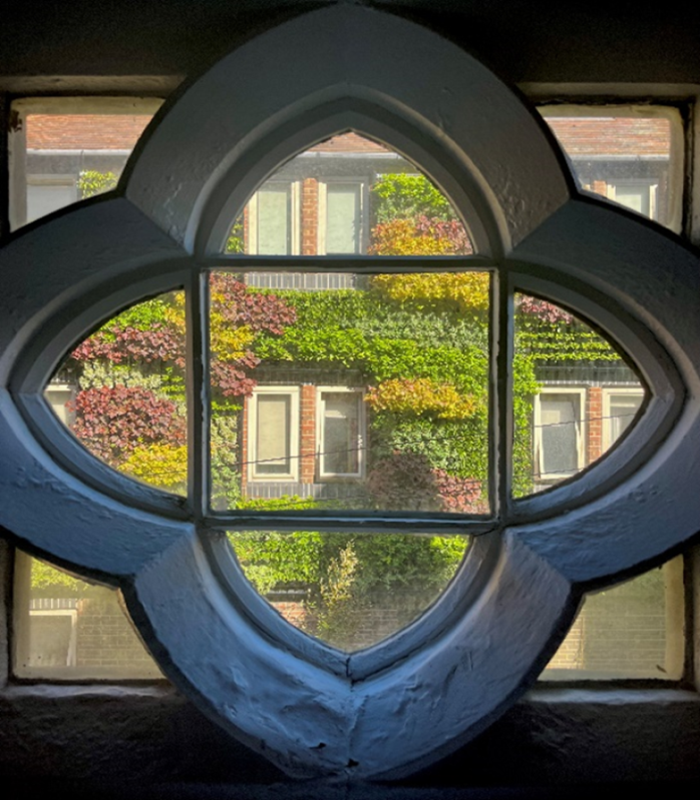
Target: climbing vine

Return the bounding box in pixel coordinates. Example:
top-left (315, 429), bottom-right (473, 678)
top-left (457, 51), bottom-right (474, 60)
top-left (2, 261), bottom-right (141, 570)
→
top-left (46, 170), bottom-right (630, 649)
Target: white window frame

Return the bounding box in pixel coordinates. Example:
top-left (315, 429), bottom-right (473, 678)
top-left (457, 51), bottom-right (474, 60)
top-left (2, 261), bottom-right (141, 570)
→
top-left (1, 6), bottom-right (699, 782)
top-left (317, 178), bottom-right (366, 254)
top-left (247, 386), bottom-right (300, 482)
top-left (246, 180), bottom-right (301, 255)
top-left (44, 381), bottom-right (75, 428)
top-left (534, 387), bottom-right (586, 485)
top-left (606, 178), bottom-right (659, 219)
top-left (316, 387), bottom-right (366, 479)
top-left (602, 386), bottom-right (646, 451)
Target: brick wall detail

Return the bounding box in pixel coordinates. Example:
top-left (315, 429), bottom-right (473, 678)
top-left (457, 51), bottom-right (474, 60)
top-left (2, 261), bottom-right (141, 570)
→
top-left (301, 178), bottom-right (319, 256)
top-left (587, 386), bottom-right (603, 464)
top-left (300, 384), bottom-right (316, 483)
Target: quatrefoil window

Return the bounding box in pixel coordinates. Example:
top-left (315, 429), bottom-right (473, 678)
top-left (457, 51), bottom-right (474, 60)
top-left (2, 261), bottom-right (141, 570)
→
top-left (1, 7), bottom-right (698, 780)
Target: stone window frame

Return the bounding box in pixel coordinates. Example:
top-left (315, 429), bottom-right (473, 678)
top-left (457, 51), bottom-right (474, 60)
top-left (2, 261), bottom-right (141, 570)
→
top-left (0, 5), bottom-right (698, 782)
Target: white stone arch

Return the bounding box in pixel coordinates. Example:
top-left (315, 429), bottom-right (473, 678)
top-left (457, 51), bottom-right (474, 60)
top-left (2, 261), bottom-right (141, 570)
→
top-left (0, 4), bottom-right (697, 782)
top-left (125, 5), bottom-right (571, 256)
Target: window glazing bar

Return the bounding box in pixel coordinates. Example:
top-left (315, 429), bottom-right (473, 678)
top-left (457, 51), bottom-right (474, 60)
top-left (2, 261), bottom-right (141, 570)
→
top-left (185, 269), bottom-right (210, 518)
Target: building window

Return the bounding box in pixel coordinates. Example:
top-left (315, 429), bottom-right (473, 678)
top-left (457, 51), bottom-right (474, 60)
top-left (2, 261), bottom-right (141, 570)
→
top-left (247, 182), bottom-right (300, 255)
top-left (26, 175), bottom-right (78, 223)
top-left (602, 387), bottom-right (645, 450)
top-left (541, 107), bottom-right (681, 231)
top-left (318, 180), bottom-right (365, 254)
top-left (534, 389), bottom-right (585, 484)
top-left (606, 179), bottom-right (658, 218)
top-left (1, 7), bottom-right (698, 781)
top-left (248, 387), bottom-right (300, 481)
top-left (317, 388), bottom-right (365, 478)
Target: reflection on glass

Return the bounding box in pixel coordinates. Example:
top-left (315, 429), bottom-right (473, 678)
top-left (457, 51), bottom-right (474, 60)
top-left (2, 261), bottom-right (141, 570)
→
top-left (542, 114), bottom-right (674, 227)
top-left (209, 270), bottom-right (491, 514)
top-left (513, 294), bottom-right (646, 497)
top-left (46, 291), bottom-right (187, 495)
top-left (544, 557), bottom-right (684, 680)
top-left (229, 530), bottom-right (470, 652)
top-left (14, 552), bottom-right (162, 679)
top-left (221, 132), bottom-right (474, 256)
top-left (20, 113), bottom-right (153, 228)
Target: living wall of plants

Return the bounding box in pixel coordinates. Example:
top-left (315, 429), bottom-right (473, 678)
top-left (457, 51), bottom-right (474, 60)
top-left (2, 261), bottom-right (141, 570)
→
top-left (44, 170), bottom-right (627, 648)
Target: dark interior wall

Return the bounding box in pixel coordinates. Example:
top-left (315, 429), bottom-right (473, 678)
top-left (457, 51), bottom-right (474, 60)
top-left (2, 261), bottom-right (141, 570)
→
top-left (1, 2), bottom-right (699, 795)
top-left (3, 1), bottom-right (700, 86)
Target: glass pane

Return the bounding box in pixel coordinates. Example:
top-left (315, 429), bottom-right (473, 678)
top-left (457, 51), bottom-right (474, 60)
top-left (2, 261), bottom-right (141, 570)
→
top-left (321, 391), bottom-right (361, 475)
top-left (541, 112), bottom-right (677, 228)
top-left (256, 185), bottom-right (291, 254)
top-left (539, 394), bottom-right (580, 476)
top-left (220, 132), bottom-right (474, 256)
top-left (46, 291), bottom-right (187, 495)
top-left (513, 293), bottom-right (646, 497)
top-left (228, 530), bottom-right (469, 652)
top-left (14, 552), bottom-right (162, 679)
top-left (16, 112), bottom-right (153, 229)
top-left (607, 391), bottom-right (644, 446)
top-left (209, 270), bottom-right (491, 514)
top-left (326, 183), bottom-right (361, 253)
top-left (544, 557), bottom-right (684, 680)
top-left (256, 394), bottom-right (292, 474)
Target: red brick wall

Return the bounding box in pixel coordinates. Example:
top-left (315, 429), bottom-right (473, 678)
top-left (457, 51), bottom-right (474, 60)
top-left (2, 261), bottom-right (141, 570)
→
top-left (587, 386), bottom-right (603, 464)
top-left (301, 178), bottom-right (319, 256)
top-left (300, 384), bottom-right (316, 483)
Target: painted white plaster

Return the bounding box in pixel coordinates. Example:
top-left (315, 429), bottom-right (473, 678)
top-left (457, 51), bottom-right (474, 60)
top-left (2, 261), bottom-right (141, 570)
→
top-left (126, 6), bottom-right (570, 256)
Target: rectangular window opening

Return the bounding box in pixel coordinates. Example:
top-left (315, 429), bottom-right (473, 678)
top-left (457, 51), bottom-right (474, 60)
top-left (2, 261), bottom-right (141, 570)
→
top-left (8, 98), bottom-right (161, 231)
top-left (543, 556), bottom-right (685, 681)
top-left (539, 105), bottom-right (683, 233)
top-left (12, 550), bottom-right (163, 681)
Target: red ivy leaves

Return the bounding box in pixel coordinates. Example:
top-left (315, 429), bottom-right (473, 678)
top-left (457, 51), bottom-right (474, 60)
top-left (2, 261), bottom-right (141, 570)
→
top-left (367, 451), bottom-right (484, 514)
top-left (516, 295), bottom-right (574, 325)
top-left (69, 386), bottom-right (186, 467)
top-left (71, 277), bottom-right (296, 400)
top-left (413, 215), bottom-right (473, 255)
top-left (210, 353), bottom-right (260, 398)
top-left (210, 273), bottom-right (297, 335)
top-left (72, 324), bottom-right (186, 367)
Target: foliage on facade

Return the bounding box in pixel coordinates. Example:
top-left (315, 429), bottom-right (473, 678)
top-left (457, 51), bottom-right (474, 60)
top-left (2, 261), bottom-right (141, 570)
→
top-left (51, 173), bottom-right (628, 647)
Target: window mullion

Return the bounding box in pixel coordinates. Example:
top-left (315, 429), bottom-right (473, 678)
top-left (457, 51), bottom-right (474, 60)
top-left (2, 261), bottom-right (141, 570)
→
top-left (199, 254), bottom-right (494, 272)
top-left (494, 267), bottom-right (513, 519)
top-left (186, 269), bottom-right (210, 518)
